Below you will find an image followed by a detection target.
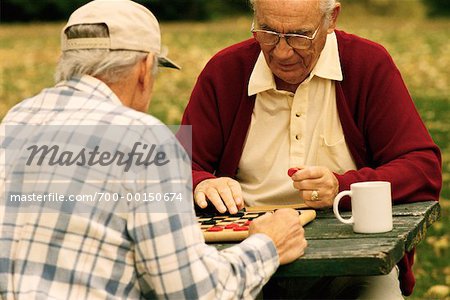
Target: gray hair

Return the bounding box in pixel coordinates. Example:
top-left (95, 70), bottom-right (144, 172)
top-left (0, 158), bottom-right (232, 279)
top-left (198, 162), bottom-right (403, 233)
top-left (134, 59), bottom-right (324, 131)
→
top-left (55, 24), bottom-right (157, 84)
top-left (249, 0), bottom-right (337, 18)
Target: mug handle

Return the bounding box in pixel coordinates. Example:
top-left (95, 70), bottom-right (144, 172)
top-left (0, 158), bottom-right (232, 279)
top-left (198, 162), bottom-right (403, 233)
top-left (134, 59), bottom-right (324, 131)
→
top-left (333, 190), bottom-right (354, 224)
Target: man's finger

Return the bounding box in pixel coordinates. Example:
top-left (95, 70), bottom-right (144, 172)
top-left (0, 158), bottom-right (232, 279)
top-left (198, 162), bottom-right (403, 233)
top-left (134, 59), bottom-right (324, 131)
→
top-left (194, 191), bottom-right (208, 208)
top-left (228, 181), bottom-right (244, 210)
top-left (292, 177), bottom-right (322, 191)
top-left (251, 212), bottom-right (273, 228)
top-left (293, 166), bottom-right (322, 180)
top-left (205, 188), bottom-right (227, 213)
top-left (217, 187), bottom-right (238, 214)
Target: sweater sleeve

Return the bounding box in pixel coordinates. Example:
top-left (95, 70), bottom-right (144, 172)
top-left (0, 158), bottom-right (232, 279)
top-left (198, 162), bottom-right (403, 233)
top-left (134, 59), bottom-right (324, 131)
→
top-left (179, 68), bottom-right (221, 188)
top-left (335, 33), bottom-right (442, 208)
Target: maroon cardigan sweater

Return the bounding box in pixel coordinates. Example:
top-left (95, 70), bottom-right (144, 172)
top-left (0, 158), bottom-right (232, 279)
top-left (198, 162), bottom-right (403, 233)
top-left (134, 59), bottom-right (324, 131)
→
top-left (180, 30), bottom-right (442, 295)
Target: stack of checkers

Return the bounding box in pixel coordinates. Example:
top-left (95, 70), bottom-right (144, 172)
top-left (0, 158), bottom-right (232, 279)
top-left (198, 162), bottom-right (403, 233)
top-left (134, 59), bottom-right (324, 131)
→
top-left (197, 206), bottom-right (316, 243)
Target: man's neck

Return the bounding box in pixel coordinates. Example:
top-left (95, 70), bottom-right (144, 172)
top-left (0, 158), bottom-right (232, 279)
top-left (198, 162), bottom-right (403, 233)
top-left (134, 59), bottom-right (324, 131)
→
top-left (275, 76), bottom-right (302, 93)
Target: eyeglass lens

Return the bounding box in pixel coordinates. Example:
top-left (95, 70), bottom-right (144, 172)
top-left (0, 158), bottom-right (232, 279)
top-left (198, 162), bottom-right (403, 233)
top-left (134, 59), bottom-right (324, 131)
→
top-left (254, 31), bottom-right (311, 49)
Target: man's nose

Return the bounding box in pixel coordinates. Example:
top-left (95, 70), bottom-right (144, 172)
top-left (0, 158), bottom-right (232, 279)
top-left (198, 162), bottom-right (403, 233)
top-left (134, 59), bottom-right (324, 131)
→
top-left (273, 37), bottom-right (294, 58)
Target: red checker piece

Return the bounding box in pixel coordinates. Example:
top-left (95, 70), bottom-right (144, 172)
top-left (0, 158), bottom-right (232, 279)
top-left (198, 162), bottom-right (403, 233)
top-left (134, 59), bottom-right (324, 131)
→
top-left (233, 226), bottom-right (249, 231)
top-left (225, 223), bottom-right (240, 229)
top-left (207, 226), bottom-right (224, 232)
top-left (288, 167), bottom-right (300, 177)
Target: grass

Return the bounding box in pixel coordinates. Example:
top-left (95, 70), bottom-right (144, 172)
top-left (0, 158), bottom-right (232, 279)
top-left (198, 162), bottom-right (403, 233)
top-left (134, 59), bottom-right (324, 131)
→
top-left (0, 2), bottom-right (449, 299)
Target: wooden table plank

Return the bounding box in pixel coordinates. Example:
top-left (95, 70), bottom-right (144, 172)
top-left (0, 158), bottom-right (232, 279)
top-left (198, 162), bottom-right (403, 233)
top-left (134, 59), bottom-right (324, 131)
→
top-left (315, 200), bottom-right (439, 219)
top-left (303, 217), bottom-right (423, 239)
top-left (213, 237), bottom-right (404, 277)
top-left (210, 201), bottom-right (440, 277)
top-left (399, 201), bottom-right (440, 251)
top-left (391, 201), bottom-right (440, 217)
top-left (273, 238), bottom-right (404, 277)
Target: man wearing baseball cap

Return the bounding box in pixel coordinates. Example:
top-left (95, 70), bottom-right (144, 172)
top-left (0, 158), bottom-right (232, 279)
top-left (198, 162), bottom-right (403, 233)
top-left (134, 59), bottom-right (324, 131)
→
top-left (0, 0), bottom-right (307, 299)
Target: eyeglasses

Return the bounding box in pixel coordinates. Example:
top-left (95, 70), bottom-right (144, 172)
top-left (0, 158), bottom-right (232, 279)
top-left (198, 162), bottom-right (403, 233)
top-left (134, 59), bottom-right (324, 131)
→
top-left (251, 19), bottom-right (323, 50)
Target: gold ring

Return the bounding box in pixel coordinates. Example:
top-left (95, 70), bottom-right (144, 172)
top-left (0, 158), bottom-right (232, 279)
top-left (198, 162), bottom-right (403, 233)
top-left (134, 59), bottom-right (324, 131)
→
top-left (311, 190), bottom-right (319, 201)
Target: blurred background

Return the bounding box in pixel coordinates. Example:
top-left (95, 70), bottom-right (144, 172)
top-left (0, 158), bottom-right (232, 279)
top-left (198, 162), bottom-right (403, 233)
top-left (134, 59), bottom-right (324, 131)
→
top-left (0, 0), bottom-right (449, 298)
top-left (2, 0), bottom-right (450, 21)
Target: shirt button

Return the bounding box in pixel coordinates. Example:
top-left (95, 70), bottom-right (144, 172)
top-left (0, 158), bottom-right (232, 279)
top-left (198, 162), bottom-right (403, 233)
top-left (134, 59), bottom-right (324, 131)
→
top-left (295, 134), bottom-right (301, 140)
top-left (295, 113), bottom-right (301, 117)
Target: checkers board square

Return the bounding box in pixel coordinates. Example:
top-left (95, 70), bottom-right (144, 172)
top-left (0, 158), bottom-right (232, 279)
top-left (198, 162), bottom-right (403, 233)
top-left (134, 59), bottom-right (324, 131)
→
top-left (196, 206), bottom-right (316, 243)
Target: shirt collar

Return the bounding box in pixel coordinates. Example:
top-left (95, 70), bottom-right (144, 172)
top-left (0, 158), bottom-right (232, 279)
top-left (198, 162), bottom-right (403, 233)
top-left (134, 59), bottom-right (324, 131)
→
top-left (248, 31), bottom-right (343, 96)
top-left (313, 32), bottom-right (343, 81)
top-left (56, 75), bottom-right (123, 106)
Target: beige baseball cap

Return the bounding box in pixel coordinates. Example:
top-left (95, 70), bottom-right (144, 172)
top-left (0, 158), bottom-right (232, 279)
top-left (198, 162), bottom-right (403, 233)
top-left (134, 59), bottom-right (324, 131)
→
top-left (61, 0), bottom-right (180, 69)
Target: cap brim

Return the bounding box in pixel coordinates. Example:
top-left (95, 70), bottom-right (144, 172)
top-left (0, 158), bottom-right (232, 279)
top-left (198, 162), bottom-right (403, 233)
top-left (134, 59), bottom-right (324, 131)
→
top-left (158, 56), bottom-right (181, 70)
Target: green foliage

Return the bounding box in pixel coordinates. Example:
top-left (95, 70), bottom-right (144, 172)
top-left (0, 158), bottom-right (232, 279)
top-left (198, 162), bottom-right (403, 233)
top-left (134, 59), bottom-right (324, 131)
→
top-left (1, 0), bottom-right (91, 21)
top-left (421, 0), bottom-right (450, 17)
top-left (137, 0), bottom-right (210, 21)
top-left (1, 0), bottom-right (251, 22)
top-left (140, 0), bottom-right (250, 20)
top-left (344, 0), bottom-right (450, 18)
top-left (341, 0), bottom-right (425, 18)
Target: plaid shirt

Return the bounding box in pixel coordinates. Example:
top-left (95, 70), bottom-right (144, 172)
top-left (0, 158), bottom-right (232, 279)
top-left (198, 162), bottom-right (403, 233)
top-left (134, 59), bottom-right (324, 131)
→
top-left (0, 75), bottom-right (278, 299)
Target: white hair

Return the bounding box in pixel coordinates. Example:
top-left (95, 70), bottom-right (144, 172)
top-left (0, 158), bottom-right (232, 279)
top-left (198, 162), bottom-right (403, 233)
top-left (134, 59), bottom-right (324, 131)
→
top-left (320, 0), bottom-right (338, 16)
top-left (250, 0), bottom-right (337, 17)
top-left (55, 24), bottom-right (157, 84)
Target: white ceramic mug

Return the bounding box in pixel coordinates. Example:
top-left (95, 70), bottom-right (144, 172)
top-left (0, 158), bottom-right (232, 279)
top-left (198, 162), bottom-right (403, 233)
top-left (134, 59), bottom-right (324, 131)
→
top-left (333, 181), bottom-right (393, 233)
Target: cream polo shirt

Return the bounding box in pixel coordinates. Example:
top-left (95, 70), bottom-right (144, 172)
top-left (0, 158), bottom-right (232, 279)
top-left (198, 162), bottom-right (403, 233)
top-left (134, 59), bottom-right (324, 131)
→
top-left (237, 32), bottom-right (357, 207)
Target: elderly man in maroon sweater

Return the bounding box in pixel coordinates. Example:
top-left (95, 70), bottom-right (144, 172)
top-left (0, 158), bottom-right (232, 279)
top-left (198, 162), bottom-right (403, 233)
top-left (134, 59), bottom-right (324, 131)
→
top-left (179, 0), bottom-right (442, 298)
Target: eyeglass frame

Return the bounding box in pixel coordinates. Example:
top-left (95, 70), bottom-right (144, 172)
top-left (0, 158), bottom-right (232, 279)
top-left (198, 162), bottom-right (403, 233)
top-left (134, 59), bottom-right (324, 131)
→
top-left (250, 17), bottom-right (325, 50)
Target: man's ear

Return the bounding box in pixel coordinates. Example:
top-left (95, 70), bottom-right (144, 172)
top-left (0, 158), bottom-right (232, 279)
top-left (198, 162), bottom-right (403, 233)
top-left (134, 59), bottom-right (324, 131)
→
top-left (138, 53), bottom-right (155, 87)
top-left (327, 3), bottom-right (341, 33)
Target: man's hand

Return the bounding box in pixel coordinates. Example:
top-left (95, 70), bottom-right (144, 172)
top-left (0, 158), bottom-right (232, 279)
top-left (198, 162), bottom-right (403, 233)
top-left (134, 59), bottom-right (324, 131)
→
top-left (194, 177), bottom-right (244, 214)
top-left (289, 166), bottom-right (339, 209)
top-left (249, 208), bottom-right (307, 265)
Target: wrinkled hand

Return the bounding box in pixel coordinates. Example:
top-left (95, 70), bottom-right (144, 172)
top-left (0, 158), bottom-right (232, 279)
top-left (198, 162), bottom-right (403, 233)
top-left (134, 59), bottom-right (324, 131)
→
top-left (249, 208), bottom-right (307, 265)
top-left (194, 177), bottom-right (244, 214)
top-left (288, 166), bottom-right (339, 209)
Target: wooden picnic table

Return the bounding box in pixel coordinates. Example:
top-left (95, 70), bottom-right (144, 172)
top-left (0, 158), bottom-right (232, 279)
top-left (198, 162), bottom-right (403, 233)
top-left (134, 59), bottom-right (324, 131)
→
top-left (212, 201), bottom-right (440, 278)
